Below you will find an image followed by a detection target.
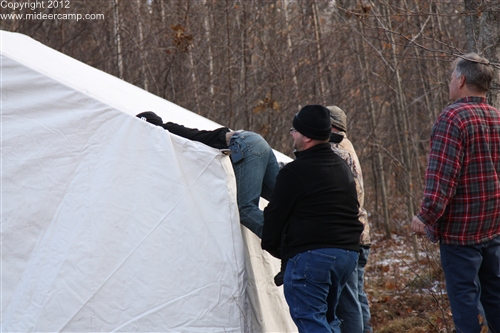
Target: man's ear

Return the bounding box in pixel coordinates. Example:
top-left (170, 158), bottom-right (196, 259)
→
top-left (303, 136), bottom-right (313, 143)
top-left (458, 74), bottom-right (466, 89)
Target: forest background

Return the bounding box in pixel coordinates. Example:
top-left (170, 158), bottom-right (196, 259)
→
top-left (2, 0), bottom-right (500, 332)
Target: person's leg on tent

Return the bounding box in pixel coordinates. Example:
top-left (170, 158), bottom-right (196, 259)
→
top-left (260, 147), bottom-right (279, 202)
top-left (230, 131), bottom-right (277, 238)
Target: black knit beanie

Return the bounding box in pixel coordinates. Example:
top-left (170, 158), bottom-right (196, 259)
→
top-left (292, 105), bottom-right (332, 140)
top-left (136, 111), bottom-right (163, 126)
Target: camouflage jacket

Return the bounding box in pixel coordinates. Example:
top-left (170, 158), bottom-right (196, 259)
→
top-left (331, 132), bottom-right (371, 245)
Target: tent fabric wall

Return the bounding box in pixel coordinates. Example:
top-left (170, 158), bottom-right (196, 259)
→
top-left (1, 31), bottom-right (295, 332)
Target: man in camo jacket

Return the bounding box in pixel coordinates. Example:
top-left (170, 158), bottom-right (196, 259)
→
top-left (328, 106), bottom-right (372, 333)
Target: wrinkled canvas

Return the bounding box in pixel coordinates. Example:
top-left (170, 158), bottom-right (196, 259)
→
top-left (0, 30), bottom-right (295, 332)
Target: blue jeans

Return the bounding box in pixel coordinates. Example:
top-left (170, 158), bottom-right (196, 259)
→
top-left (440, 235), bottom-right (500, 333)
top-left (284, 248), bottom-right (358, 333)
top-left (337, 246), bottom-right (372, 333)
top-left (231, 131), bottom-right (279, 238)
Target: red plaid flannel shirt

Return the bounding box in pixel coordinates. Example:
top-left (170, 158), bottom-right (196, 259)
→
top-left (417, 96), bottom-right (500, 245)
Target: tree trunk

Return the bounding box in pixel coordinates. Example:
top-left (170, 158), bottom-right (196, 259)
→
top-left (136, 0), bottom-right (148, 91)
top-left (381, 2), bottom-right (419, 258)
top-left (225, 0), bottom-right (234, 128)
top-left (356, 22), bottom-right (392, 239)
top-left (112, 0), bottom-right (124, 80)
top-left (203, 0), bottom-right (216, 120)
top-left (464, 0), bottom-right (481, 53)
top-left (478, 1), bottom-right (500, 108)
top-left (284, 0), bottom-right (300, 105)
top-left (311, 0), bottom-right (326, 102)
top-left (463, 0), bottom-right (499, 108)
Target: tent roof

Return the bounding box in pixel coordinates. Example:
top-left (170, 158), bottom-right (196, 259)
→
top-left (1, 30), bottom-right (290, 161)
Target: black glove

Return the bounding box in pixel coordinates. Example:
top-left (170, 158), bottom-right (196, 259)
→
top-left (274, 271), bottom-right (284, 286)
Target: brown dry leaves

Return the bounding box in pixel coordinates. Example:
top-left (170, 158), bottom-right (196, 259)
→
top-left (366, 231), bottom-right (453, 332)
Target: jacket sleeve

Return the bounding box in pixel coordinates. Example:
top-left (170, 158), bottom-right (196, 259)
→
top-left (163, 122), bottom-right (230, 149)
top-left (417, 113), bottom-right (463, 226)
top-left (261, 167), bottom-right (300, 259)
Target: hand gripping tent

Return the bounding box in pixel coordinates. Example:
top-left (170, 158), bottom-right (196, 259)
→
top-left (0, 30), bottom-right (296, 332)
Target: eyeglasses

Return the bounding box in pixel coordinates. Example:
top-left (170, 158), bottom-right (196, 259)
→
top-left (290, 128), bottom-right (298, 133)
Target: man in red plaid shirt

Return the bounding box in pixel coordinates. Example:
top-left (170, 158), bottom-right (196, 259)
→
top-left (412, 53), bottom-right (500, 333)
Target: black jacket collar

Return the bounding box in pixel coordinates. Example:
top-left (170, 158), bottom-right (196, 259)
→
top-left (294, 142), bottom-right (331, 159)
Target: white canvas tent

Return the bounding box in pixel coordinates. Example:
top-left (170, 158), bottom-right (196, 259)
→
top-left (0, 30), bottom-right (296, 332)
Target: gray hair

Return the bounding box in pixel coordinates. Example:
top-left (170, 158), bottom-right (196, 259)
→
top-left (452, 53), bottom-right (494, 93)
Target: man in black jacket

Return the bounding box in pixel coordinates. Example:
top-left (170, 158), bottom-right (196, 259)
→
top-left (136, 111), bottom-right (279, 238)
top-left (261, 105), bottom-right (363, 333)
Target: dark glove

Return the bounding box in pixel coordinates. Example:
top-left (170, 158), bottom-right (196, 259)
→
top-left (274, 271), bottom-right (284, 286)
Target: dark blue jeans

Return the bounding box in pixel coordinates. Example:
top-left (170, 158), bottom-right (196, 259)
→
top-left (284, 248), bottom-right (358, 333)
top-left (337, 246), bottom-right (372, 333)
top-left (440, 235), bottom-right (500, 333)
